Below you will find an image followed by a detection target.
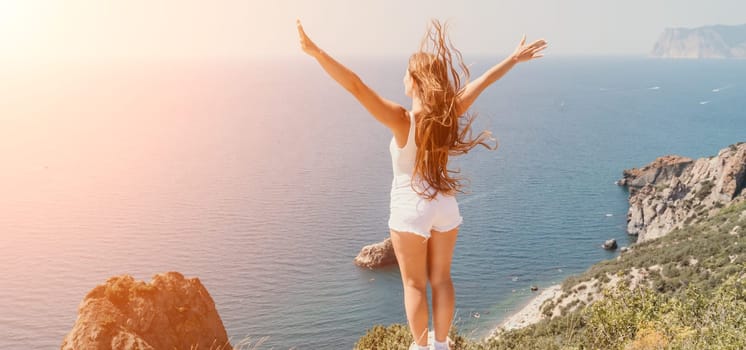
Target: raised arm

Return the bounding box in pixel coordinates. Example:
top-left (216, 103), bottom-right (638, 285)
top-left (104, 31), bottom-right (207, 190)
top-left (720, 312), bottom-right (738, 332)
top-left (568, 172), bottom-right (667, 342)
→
top-left (456, 35), bottom-right (547, 116)
top-left (296, 20), bottom-right (407, 130)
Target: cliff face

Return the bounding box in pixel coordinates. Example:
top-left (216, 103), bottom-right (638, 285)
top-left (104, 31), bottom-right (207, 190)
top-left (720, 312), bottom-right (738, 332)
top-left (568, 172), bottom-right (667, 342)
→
top-left (651, 24), bottom-right (746, 58)
top-left (618, 143), bottom-right (746, 242)
top-left (61, 272), bottom-right (232, 350)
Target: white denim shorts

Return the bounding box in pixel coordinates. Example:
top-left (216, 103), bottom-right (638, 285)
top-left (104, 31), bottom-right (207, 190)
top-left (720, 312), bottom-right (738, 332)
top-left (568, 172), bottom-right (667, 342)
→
top-left (388, 184), bottom-right (463, 239)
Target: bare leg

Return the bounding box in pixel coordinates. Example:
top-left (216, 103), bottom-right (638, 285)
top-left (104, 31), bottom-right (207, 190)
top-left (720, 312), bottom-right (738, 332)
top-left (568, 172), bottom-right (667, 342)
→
top-left (390, 230), bottom-right (430, 347)
top-left (428, 227), bottom-right (458, 343)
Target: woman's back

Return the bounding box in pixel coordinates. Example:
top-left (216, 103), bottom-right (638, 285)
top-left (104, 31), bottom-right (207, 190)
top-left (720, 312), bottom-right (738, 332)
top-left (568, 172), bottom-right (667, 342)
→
top-left (389, 111), bottom-right (417, 187)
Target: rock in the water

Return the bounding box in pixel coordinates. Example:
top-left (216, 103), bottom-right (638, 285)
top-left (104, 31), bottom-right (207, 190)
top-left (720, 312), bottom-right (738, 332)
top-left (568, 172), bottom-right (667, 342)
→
top-left (354, 238), bottom-right (398, 268)
top-left (61, 272), bottom-right (231, 350)
top-left (530, 285), bottom-right (539, 292)
top-left (620, 246), bottom-right (629, 253)
top-left (602, 239), bottom-right (618, 250)
top-left (618, 143), bottom-right (746, 242)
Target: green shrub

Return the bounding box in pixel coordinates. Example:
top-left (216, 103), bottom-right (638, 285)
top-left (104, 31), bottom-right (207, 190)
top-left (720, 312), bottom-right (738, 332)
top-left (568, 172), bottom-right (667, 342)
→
top-left (355, 324), bottom-right (467, 350)
top-left (483, 273), bottom-right (746, 350)
top-left (355, 324), bottom-right (413, 349)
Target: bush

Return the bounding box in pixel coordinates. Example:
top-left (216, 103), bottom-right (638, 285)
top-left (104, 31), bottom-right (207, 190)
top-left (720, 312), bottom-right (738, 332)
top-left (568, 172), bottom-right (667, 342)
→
top-left (355, 324), bottom-right (414, 350)
top-left (484, 273), bottom-right (746, 350)
top-left (355, 324), bottom-right (467, 350)
top-left (355, 324), bottom-right (412, 350)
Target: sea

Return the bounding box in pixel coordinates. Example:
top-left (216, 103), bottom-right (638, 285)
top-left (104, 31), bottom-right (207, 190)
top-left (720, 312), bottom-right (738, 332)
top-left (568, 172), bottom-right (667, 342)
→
top-left (1, 56), bottom-right (745, 349)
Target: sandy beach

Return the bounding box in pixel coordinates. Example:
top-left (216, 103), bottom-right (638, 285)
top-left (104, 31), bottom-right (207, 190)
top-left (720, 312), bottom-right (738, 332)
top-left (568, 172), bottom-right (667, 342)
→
top-left (487, 284), bottom-right (562, 339)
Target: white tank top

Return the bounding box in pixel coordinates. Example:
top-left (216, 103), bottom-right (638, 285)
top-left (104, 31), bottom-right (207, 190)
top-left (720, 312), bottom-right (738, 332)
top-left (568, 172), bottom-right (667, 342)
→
top-left (389, 111), bottom-right (419, 190)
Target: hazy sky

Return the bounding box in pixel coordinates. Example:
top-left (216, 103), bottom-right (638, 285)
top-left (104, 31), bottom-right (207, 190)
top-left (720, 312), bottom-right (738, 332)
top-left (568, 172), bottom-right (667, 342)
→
top-left (2, 0), bottom-right (745, 61)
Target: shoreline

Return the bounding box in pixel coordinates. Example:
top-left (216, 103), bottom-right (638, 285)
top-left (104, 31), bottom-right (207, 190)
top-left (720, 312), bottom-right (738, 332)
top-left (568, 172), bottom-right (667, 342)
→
top-left (486, 284), bottom-right (562, 339)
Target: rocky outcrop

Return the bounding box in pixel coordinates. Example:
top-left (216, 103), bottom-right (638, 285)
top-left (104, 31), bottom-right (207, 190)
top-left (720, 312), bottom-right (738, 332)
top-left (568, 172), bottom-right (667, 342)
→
top-left (617, 155), bottom-right (694, 188)
top-left (354, 238), bottom-right (398, 268)
top-left (61, 272), bottom-right (232, 350)
top-left (651, 24), bottom-right (746, 58)
top-left (618, 143), bottom-right (746, 242)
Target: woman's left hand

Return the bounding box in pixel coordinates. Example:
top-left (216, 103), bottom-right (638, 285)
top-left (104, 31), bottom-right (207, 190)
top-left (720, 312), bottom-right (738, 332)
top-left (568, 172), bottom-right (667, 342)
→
top-left (511, 35), bottom-right (547, 63)
top-left (297, 19), bottom-right (321, 57)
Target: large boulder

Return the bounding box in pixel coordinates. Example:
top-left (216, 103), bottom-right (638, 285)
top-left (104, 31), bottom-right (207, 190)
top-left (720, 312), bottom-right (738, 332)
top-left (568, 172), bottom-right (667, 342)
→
top-left (61, 272), bottom-right (231, 350)
top-left (619, 143), bottom-right (746, 242)
top-left (354, 238), bottom-right (398, 269)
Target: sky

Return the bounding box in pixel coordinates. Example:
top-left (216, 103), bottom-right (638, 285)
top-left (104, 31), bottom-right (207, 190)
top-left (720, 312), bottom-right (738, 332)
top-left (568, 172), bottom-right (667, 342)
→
top-left (1, 0), bottom-right (745, 61)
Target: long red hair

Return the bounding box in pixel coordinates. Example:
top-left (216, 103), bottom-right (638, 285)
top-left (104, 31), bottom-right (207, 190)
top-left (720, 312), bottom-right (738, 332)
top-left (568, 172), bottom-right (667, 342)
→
top-left (408, 20), bottom-right (497, 199)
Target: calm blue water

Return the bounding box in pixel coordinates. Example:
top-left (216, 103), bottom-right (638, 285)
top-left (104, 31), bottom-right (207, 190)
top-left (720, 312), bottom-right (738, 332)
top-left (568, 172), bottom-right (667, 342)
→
top-left (1, 57), bottom-right (745, 349)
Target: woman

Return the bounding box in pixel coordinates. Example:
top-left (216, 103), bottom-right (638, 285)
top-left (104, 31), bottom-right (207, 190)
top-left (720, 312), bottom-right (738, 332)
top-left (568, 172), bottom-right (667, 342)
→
top-left (297, 19), bottom-right (546, 350)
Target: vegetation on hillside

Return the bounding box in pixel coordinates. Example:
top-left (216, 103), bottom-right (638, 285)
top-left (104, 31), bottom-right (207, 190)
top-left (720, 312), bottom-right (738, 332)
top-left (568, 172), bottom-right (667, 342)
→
top-left (356, 201), bottom-right (746, 349)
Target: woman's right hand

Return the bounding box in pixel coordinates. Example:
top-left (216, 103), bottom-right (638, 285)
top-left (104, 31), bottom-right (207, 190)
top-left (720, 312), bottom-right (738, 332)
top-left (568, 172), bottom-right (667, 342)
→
top-left (511, 35), bottom-right (547, 63)
top-left (297, 19), bottom-right (322, 58)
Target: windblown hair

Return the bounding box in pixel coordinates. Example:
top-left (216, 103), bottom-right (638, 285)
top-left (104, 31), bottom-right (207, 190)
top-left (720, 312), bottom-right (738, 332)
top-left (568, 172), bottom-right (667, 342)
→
top-left (408, 20), bottom-right (497, 199)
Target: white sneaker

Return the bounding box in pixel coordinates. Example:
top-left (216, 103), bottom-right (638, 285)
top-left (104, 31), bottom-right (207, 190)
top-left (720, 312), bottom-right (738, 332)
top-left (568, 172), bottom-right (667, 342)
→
top-left (408, 342), bottom-right (431, 350)
top-left (432, 336), bottom-right (453, 350)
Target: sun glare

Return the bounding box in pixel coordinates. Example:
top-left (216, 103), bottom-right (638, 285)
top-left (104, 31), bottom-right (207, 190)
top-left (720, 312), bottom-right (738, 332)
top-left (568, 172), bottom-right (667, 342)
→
top-left (0, 2), bottom-right (31, 35)
top-left (0, 2), bottom-right (56, 58)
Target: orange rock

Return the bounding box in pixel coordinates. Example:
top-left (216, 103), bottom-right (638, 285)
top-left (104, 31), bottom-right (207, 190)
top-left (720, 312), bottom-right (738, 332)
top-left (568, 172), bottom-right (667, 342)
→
top-left (61, 272), bottom-right (232, 350)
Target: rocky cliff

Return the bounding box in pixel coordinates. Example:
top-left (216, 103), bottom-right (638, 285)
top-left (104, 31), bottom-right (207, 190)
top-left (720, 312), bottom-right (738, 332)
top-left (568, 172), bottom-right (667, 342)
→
top-left (61, 272), bottom-right (232, 350)
top-left (651, 24), bottom-right (746, 58)
top-left (618, 143), bottom-right (746, 242)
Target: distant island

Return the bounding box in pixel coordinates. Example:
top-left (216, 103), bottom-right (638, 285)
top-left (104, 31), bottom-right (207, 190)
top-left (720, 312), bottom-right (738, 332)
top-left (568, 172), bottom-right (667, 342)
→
top-left (651, 24), bottom-right (746, 58)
